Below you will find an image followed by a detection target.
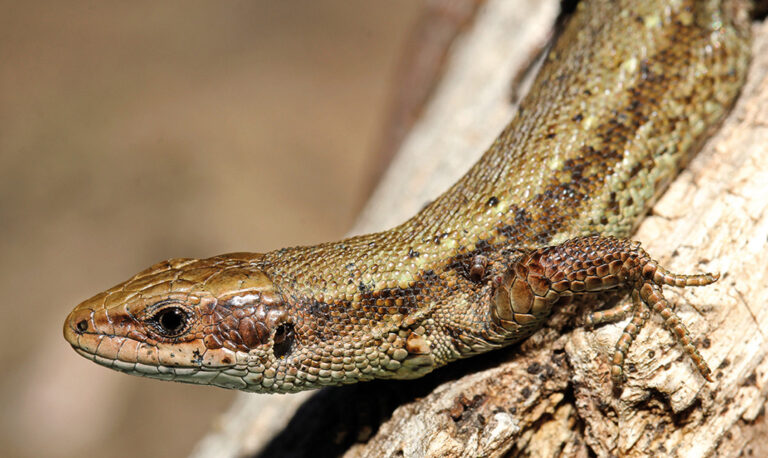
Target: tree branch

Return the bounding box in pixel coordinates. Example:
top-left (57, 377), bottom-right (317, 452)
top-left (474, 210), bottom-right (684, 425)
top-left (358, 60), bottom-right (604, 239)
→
top-left (191, 2), bottom-right (768, 457)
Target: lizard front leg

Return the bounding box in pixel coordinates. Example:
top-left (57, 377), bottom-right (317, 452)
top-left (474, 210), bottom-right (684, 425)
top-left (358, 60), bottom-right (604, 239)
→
top-left (489, 235), bottom-right (718, 385)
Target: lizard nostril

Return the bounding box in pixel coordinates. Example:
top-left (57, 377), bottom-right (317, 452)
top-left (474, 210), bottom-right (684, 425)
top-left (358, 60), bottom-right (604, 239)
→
top-left (76, 319), bottom-right (88, 333)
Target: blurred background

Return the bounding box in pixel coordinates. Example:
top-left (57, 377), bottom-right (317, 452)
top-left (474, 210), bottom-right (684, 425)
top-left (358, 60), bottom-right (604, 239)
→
top-left (0, 1), bottom-right (426, 457)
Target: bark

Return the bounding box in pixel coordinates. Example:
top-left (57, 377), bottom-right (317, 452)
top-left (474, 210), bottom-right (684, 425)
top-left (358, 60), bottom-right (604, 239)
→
top-left (363, 0), bottom-right (482, 200)
top-left (191, 1), bottom-right (768, 457)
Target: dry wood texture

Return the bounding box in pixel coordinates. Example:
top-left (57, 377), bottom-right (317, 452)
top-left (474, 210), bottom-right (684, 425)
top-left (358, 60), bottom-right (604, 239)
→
top-left (192, 1), bottom-right (768, 456)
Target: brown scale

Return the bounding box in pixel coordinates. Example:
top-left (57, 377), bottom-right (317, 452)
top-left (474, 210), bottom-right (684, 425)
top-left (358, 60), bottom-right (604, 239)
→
top-left (63, 0), bottom-right (751, 393)
top-left (201, 293), bottom-right (289, 355)
top-left (487, 236), bottom-right (718, 383)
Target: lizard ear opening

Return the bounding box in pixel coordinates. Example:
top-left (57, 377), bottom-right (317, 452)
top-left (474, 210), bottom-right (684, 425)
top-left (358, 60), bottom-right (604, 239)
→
top-left (273, 322), bottom-right (295, 358)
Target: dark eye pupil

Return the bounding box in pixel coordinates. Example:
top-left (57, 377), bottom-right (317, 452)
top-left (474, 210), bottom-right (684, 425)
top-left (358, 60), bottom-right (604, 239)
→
top-left (156, 308), bottom-right (186, 335)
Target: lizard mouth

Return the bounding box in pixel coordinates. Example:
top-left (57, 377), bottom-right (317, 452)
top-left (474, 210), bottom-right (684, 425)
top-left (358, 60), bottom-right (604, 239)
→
top-left (67, 327), bottom-right (254, 389)
top-left (64, 305), bottom-right (240, 375)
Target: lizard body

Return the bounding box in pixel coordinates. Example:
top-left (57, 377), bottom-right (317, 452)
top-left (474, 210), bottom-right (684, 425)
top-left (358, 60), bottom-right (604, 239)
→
top-left (64, 0), bottom-right (751, 393)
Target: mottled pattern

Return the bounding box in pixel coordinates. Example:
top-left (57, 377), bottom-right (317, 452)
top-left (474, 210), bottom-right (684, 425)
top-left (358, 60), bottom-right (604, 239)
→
top-left (64, 0), bottom-right (751, 393)
top-left (489, 235), bottom-right (719, 383)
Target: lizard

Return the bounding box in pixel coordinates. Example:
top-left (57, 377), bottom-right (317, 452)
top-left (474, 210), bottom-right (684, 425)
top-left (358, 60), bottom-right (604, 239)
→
top-left (64, 0), bottom-right (752, 395)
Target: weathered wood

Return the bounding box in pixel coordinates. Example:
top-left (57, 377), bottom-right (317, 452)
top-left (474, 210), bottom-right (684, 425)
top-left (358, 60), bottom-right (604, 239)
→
top-left (191, 2), bottom-right (768, 457)
top-left (350, 20), bottom-right (768, 458)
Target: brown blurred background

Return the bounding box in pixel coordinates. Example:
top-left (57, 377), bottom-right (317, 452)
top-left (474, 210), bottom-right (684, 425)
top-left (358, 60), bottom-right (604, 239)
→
top-left (0, 1), bottom-right (424, 457)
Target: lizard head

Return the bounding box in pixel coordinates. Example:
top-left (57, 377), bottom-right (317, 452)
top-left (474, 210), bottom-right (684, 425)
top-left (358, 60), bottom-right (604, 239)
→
top-left (63, 253), bottom-right (299, 392)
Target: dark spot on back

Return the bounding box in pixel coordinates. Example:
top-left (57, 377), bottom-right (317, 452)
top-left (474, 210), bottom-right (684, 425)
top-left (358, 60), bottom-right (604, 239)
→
top-left (433, 233), bottom-right (448, 244)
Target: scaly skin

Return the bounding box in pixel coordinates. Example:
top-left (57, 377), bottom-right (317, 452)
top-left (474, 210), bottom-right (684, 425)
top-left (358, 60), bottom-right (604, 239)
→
top-left (64, 0), bottom-right (751, 393)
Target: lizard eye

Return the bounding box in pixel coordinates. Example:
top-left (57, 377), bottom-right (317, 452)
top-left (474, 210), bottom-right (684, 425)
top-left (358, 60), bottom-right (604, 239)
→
top-left (150, 306), bottom-right (191, 338)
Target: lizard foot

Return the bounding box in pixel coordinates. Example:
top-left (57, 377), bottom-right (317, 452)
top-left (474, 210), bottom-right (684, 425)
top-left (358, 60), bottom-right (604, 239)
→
top-left (490, 235), bottom-right (718, 385)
